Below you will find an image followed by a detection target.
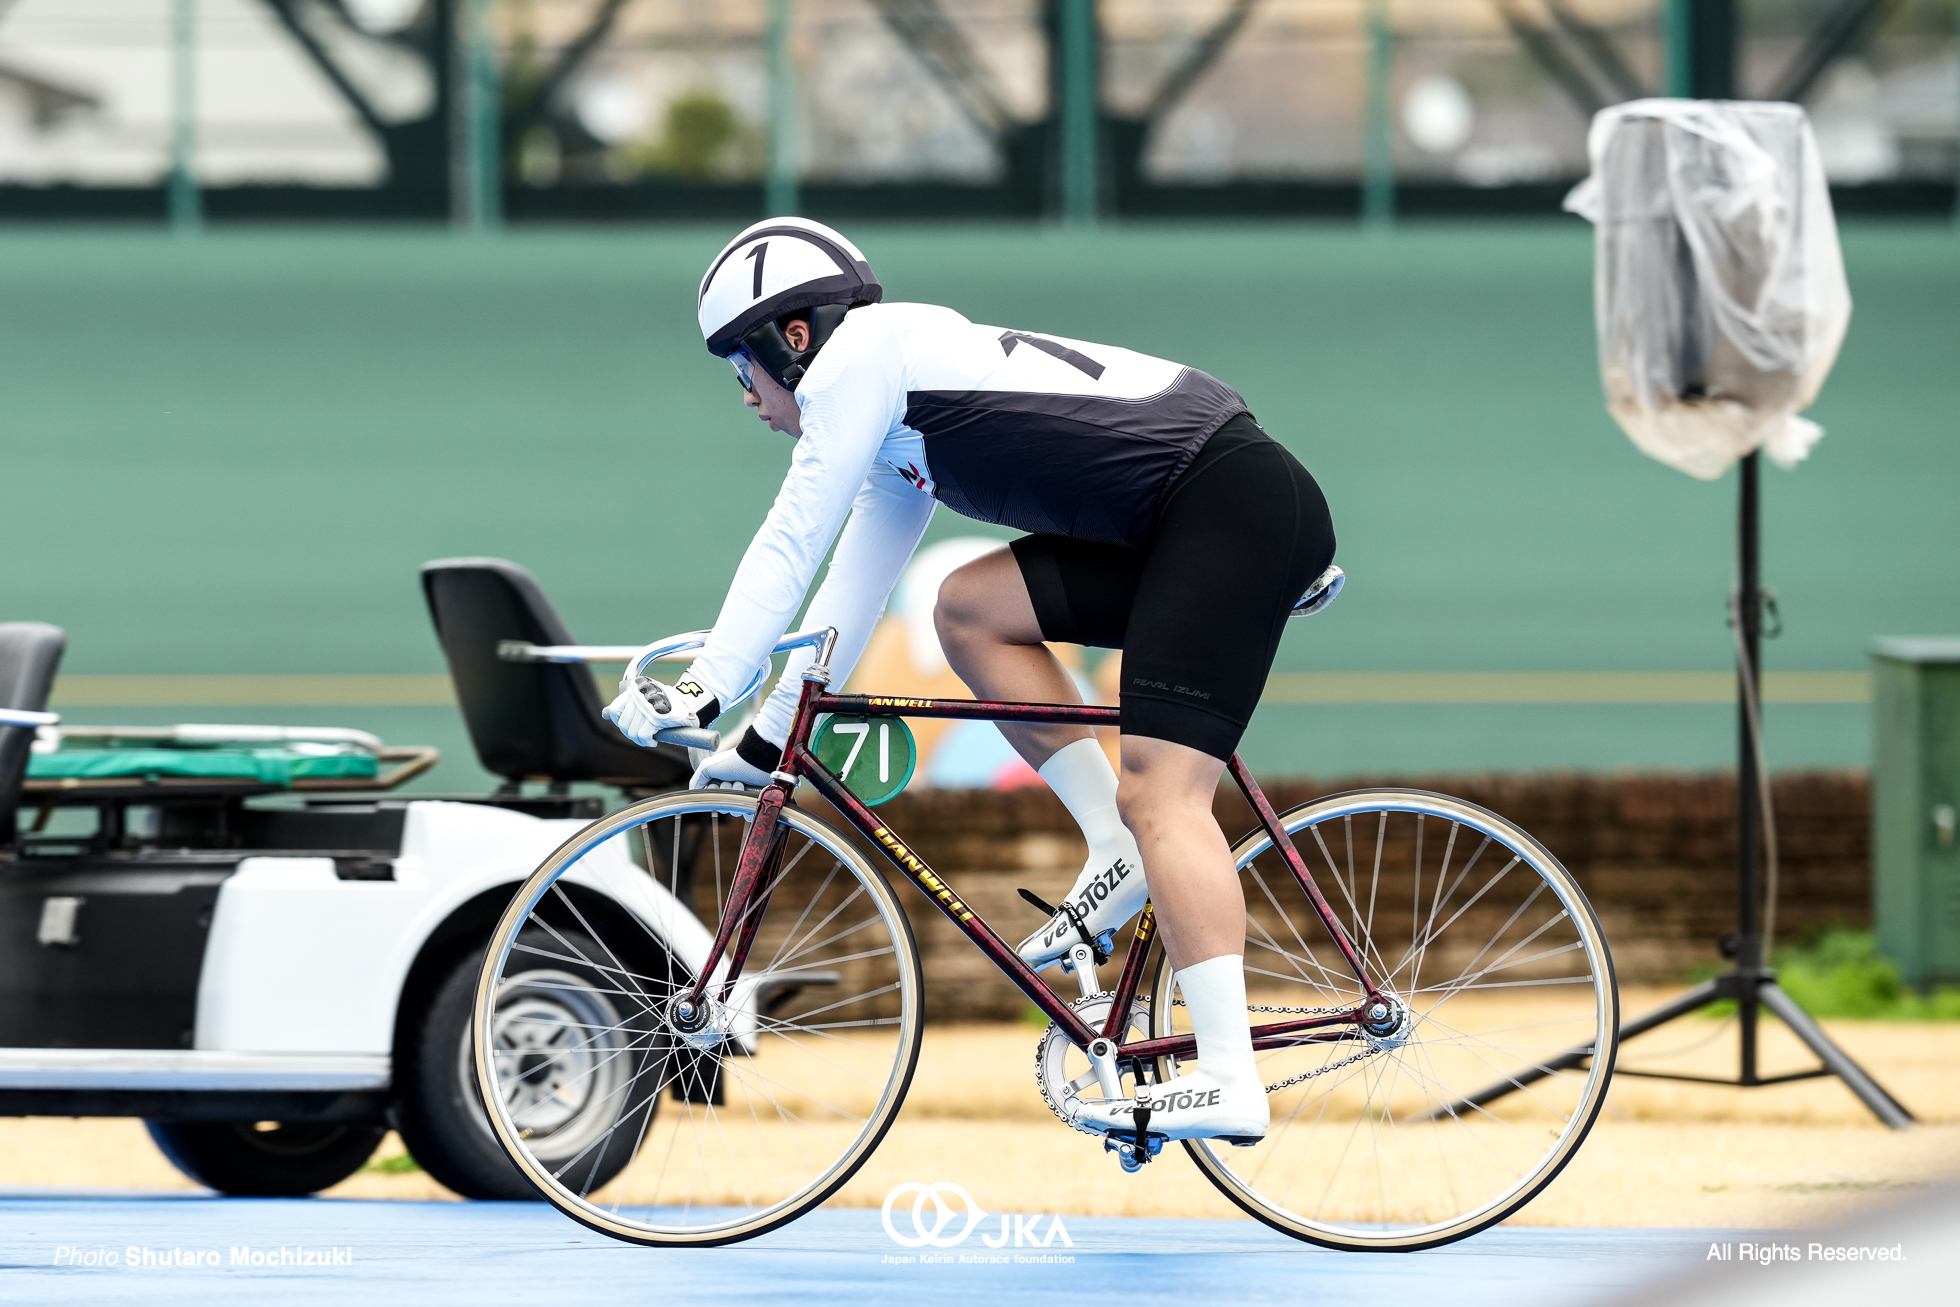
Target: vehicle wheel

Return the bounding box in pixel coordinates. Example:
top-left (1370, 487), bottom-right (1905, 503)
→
top-left (1150, 788), bottom-right (1619, 1251)
top-left (395, 927), bottom-right (671, 1201)
top-left (144, 1120), bottom-right (386, 1197)
top-left (476, 791), bottom-right (925, 1246)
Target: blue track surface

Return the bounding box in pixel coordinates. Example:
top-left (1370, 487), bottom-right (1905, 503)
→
top-left (2, 1193), bottom-right (1754, 1305)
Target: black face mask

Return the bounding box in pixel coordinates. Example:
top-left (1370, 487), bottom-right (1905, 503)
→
top-left (738, 303), bottom-right (854, 391)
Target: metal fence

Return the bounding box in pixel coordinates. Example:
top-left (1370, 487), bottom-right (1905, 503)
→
top-left (0, 0), bottom-right (1952, 222)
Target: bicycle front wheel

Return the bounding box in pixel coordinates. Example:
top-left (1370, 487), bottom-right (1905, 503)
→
top-left (1150, 788), bottom-right (1617, 1251)
top-left (474, 792), bottom-right (924, 1246)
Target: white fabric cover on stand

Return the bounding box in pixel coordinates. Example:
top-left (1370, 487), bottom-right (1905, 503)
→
top-left (1564, 100), bottom-right (1852, 481)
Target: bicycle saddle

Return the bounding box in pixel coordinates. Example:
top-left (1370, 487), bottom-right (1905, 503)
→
top-left (1290, 565), bottom-right (1345, 618)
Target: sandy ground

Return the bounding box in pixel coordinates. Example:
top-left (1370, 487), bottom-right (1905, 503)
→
top-left (4, 988), bottom-right (1956, 1228)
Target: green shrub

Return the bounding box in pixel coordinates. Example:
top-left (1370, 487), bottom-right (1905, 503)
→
top-left (622, 90), bottom-right (761, 181)
top-left (1693, 928), bottom-right (1960, 1020)
top-left (363, 1150), bottom-right (423, 1174)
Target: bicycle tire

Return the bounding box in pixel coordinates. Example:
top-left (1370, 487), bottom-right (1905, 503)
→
top-left (1150, 788), bottom-right (1618, 1251)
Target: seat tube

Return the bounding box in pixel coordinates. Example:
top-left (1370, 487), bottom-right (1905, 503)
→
top-left (1102, 903), bottom-right (1157, 1041)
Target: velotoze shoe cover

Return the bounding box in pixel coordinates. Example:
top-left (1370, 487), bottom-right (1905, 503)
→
top-left (1064, 1067), bottom-right (1269, 1143)
top-left (1067, 955), bottom-right (1268, 1143)
top-left (1017, 846), bottom-right (1149, 969)
top-left (1014, 741), bottom-right (1150, 969)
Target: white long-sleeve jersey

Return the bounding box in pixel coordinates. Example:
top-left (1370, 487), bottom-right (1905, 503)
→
top-left (686, 301), bottom-right (1246, 748)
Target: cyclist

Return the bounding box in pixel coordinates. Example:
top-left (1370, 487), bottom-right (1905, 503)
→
top-left (605, 218), bottom-right (1335, 1146)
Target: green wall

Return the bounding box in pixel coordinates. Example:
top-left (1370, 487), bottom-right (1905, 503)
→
top-left (3, 223), bottom-right (1955, 789)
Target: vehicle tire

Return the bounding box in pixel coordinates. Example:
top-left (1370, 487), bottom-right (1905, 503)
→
top-left (144, 1120), bottom-right (387, 1197)
top-left (395, 927), bottom-right (669, 1201)
top-left (1149, 788), bottom-right (1618, 1252)
top-left (475, 791), bottom-right (924, 1246)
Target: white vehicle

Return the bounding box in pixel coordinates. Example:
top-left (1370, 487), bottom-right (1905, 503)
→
top-left (0, 559), bottom-right (795, 1199)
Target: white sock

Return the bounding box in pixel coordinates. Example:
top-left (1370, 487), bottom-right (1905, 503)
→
top-left (1037, 738), bottom-right (1134, 862)
top-left (1176, 954), bottom-right (1259, 1092)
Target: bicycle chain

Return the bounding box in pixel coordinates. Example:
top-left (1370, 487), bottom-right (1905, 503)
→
top-left (1168, 999), bottom-right (1353, 1016)
top-left (1260, 1047), bottom-right (1384, 1094)
top-left (1153, 998), bottom-right (1387, 1094)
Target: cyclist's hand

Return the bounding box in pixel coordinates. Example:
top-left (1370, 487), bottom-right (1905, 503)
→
top-left (603, 671), bottom-right (719, 747)
top-left (688, 728), bottom-right (779, 791)
top-left (689, 746), bottom-right (772, 792)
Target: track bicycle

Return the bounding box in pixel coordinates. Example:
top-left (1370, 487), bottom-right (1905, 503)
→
top-left (471, 625), bottom-right (1619, 1251)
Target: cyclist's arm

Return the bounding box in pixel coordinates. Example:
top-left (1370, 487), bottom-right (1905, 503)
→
top-left (746, 468), bottom-right (935, 749)
top-left (685, 322), bottom-right (905, 710)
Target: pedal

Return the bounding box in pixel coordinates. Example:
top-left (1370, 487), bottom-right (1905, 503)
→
top-left (1103, 1130), bottom-right (1166, 1174)
top-left (1017, 888), bottom-right (1114, 967)
top-left (1058, 931), bottom-right (1116, 972)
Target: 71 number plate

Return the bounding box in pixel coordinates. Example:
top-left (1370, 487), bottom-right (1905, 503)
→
top-left (810, 713), bottom-right (918, 807)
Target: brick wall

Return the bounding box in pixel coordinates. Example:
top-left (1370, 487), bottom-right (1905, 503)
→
top-left (784, 771), bottom-right (1870, 1022)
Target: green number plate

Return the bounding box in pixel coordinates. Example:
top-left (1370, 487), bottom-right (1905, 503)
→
top-left (811, 714), bottom-right (918, 807)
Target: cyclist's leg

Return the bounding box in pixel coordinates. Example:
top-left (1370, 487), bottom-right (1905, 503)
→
top-left (1115, 736), bottom-right (1237, 969)
top-left (1097, 417), bottom-right (1333, 1138)
top-left (933, 545), bottom-right (1093, 765)
top-left (1114, 415), bottom-right (1337, 966)
top-left (937, 537), bottom-right (1153, 966)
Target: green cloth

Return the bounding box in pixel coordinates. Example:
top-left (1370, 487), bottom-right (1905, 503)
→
top-left (28, 747), bottom-right (379, 786)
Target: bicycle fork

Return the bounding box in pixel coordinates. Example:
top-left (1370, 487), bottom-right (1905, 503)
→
top-left (678, 781), bottom-right (790, 1025)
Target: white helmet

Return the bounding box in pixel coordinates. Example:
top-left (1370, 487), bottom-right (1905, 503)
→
top-left (697, 217), bottom-right (883, 390)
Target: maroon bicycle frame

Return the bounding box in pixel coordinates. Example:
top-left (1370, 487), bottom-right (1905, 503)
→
top-left (683, 674), bottom-right (1382, 1070)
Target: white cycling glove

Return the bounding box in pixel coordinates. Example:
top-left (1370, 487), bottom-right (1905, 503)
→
top-left (688, 727), bottom-right (784, 791)
top-left (602, 668), bottom-right (720, 746)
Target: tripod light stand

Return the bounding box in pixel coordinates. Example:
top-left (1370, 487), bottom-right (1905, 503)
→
top-left (1446, 85), bottom-right (1913, 1129)
top-left (1604, 453), bottom-right (1911, 1127)
top-left (1440, 454), bottom-right (1912, 1128)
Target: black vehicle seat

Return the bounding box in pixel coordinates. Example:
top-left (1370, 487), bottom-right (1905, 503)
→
top-left (0, 622), bottom-right (66, 848)
top-left (421, 559), bottom-right (689, 792)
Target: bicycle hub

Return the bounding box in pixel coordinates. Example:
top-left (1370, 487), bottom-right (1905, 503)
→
top-left (666, 994), bottom-right (725, 1051)
top-left (1358, 994), bottom-right (1412, 1050)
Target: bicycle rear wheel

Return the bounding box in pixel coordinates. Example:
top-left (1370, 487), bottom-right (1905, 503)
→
top-left (1150, 788), bottom-right (1617, 1251)
top-left (474, 792), bottom-right (924, 1246)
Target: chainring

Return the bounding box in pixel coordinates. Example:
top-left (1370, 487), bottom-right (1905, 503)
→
top-left (1034, 992), bottom-right (1160, 1136)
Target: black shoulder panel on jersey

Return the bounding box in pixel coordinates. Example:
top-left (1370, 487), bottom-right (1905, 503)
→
top-left (903, 369), bottom-right (1248, 548)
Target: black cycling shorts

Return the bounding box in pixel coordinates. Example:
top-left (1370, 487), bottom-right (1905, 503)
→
top-left (1011, 413), bottom-right (1335, 761)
